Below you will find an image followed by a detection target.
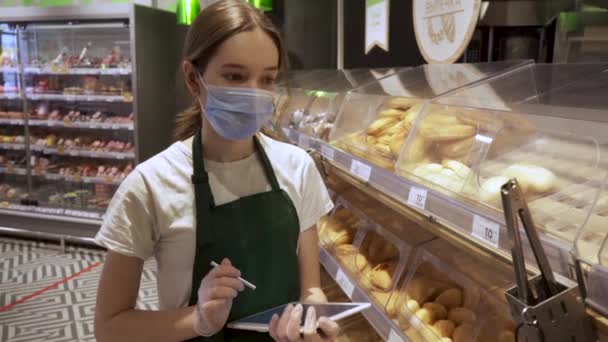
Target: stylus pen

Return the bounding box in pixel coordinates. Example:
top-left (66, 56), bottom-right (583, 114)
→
top-left (210, 261), bottom-right (257, 290)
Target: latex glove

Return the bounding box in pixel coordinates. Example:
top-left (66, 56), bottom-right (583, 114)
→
top-left (269, 304), bottom-right (340, 342)
top-left (193, 258), bottom-right (244, 337)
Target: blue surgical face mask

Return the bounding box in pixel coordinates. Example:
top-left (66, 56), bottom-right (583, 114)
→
top-left (197, 73), bottom-right (275, 141)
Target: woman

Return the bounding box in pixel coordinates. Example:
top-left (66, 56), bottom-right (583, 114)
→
top-left (94, 1), bottom-right (339, 341)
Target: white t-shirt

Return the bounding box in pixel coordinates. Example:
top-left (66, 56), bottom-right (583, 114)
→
top-left (95, 134), bottom-right (334, 310)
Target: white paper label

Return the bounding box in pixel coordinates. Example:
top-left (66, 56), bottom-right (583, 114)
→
top-left (387, 329), bottom-right (404, 342)
top-left (298, 134), bottom-right (310, 148)
top-left (321, 145), bottom-right (335, 161)
top-left (408, 186), bottom-right (428, 210)
top-left (472, 215), bottom-right (500, 248)
top-left (365, 0), bottom-right (390, 54)
top-left (335, 270), bottom-right (355, 298)
top-left (350, 160), bottom-right (372, 182)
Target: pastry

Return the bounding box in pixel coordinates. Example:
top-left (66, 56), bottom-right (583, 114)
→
top-left (367, 117), bottom-right (398, 136)
top-left (435, 288), bottom-right (463, 309)
top-left (379, 108), bottom-right (406, 119)
top-left (335, 244), bottom-right (357, 256)
top-left (406, 299), bottom-right (420, 313)
top-left (438, 137), bottom-right (475, 158)
top-left (423, 302), bottom-right (448, 320)
top-left (432, 320), bottom-right (455, 338)
top-left (503, 163), bottom-right (556, 193)
top-left (441, 160), bottom-right (472, 179)
top-left (420, 124), bottom-right (476, 142)
top-left (447, 307), bottom-right (477, 325)
top-left (370, 263), bottom-right (393, 290)
top-left (415, 308), bottom-right (435, 324)
top-left (452, 323), bottom-right (476, 342)
top-left (406, 276), bottom-right (447, 303)
top-left (387, 97), bottom-right (419, 110)
top-left (480, 176), bottom-right (510, 205)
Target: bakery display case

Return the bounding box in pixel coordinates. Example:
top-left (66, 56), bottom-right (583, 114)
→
top-left (274, 62), bottom-right (608, 341)
top-left (0, 5), bottom-right (178, 237)
top-left (276, 68), bottom-right (406, 143)
top-left (329, 61), bottom-right (529, 172)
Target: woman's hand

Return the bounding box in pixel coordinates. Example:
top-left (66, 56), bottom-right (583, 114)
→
top-left (269, 304), bottom-right (339, 342)
top-left (193, 258), bottom-right (244, 337)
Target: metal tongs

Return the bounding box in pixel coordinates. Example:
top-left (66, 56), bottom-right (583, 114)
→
top-left (501, 178), bottom-right (560, 305)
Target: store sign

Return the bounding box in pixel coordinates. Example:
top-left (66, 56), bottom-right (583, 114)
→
top-left (413, 0), bottom-right (481, 63)
top-left (365, 0), bottom-right (390, 54)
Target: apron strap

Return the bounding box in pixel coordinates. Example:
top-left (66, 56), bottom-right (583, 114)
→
top-left (253, 135), bottom-right (281, 191)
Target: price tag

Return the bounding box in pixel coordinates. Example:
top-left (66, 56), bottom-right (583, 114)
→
top-left (335, 270), bottom-right (355, 298)
top-left (407, 186), bottom-right (428, 210)
top-left (321, 145), bottom-right (335, 161)
top-left (472, 215), bottom-right (500, 248)
top-left (387, 329), bottom-right (404, 342)
top-left (350, 160), bottom-right (372, 182)
top-left (298, 134), bottom-right (310, 148)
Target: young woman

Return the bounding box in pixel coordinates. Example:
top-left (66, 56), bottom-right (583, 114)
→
top-left (94, 1), bottom-right (339, 341)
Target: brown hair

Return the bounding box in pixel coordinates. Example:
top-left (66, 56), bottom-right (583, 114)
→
top-left (174, 0), bottom-right (288, 141)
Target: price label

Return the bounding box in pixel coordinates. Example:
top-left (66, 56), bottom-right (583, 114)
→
top-left (298, 134), bottom-right (310, 148)
top-left (321, 145), bottom-right (335, 161)
top-left (335, 270), bottom-right (355, 298)
top-left (472, 215), bottom-right (500, 248)
top-left (407, 186), bottom-right (428, 210)
top-left (387, 329), bottom-right (404, 342)
top-left (350, 160), bottom-right (372, 182)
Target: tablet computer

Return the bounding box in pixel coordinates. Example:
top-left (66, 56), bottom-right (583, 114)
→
top-left (227, 302), bottom-right (371, 333)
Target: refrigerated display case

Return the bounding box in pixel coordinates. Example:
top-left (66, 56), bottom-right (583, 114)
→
top-left (0, 5), bottom-right (178, 238)
top-left (275, 62), bottom-right (608, 341)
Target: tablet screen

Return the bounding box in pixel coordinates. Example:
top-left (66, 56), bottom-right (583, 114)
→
top-left (229, 302), bottom-right (370, 329)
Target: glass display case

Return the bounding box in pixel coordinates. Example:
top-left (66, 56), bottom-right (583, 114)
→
top-left (277, 68), bottom-right (406, 142)
top-left (329, 61), bottom-right (529, 171)
top-left (0, 5), bottom-right (178, 236)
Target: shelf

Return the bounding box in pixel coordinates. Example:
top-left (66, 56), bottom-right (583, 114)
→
top-left (0, 202), bottom-right (103, 221)
top-left (37, 172), bottom-right (123, 186)
top-left (25, 92), bottom-right (132, 103)
top-left (0, 93), bottom-right (22, 100)
top-left (0, 118), bottom-right (25, 125)
top-left (28, 119), bottom-right (134, 131)
top-left (0, 142), bottom-right (25, 151)
top-left (24, 66), bottom-right (131, 75)
top-left (319, 247), bottom-right (409, 342)
top-left (0, 166), bottom-right (27, 175)
top-left (31, 146), bottom-right (135, 160)
top-left (285, 127), bottom-right (572, 277)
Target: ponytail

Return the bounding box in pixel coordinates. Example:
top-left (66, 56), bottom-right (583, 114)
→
top-left (174, 101), bottom-right (202, 141)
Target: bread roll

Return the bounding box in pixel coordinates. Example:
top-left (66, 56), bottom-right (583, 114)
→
top-left (435, 288), bottom-right (463, 309)
top-left (331, 229), bottom-right (354, 246)
top-left (448, 307), bottom-right (477, 325)
top-left (424, 112), bottom-right (462, 126)
top-left (406, 276), bottom-right (448, 303)
top-left (452, 323), bottom-right (476, 342)
top-left (335, 244), bottom-right (357, 256)
top-left (480, 176), bottom-right (510, 205)
top-left (406, 299), bottom-right (421, 313)
top-left (442, 160), bottom-right (472, 179)
top-left (503, 164), bottom-right (556, 193)
top-left (423, 302), bottom-right (448, 320)
top-left (368, 117), bottom-right (398, 136)
top-left (379, 108), bottom-right (406, 118)
top-left (387, 97), bottom-right (419, 110)
top-left (374, 143), bottom-right (392, 158)
top-left (432, 320), bottom-right (455, 338)
top-left (415, 308), bottom-right (435, 324)
top-left (463, 286), bottom-right (480, 311)
top-left (438, 137), bottom-right (474, 158)
top-left (370, 263), bottom-right (393, 290)
top-left (389, 136), bottom-right (406, 157)
top-left (407, 136), bottom-right (431, 162)
top-left (413, 163), bottom-right (443, 178)
top-left (421, 123), bottom-right (476, 142)
top-left (498, 330), bottom-right (515, 342)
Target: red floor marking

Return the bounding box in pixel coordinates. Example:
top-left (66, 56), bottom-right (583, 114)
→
top-left (0, 261), bottom-right (103, 313)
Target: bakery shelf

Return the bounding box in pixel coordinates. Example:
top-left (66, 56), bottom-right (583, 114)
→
top-left (0, 93), bottom-right (22, 100)
top-left (28, 119), bottom-right (134, 131)
top-left (0, 118), bottom-right (25, 125)
top-left (36, 147), bottom-right (135, 160)
top-left (24, 66), bottom-right (131, 75)
top-left (320, 246), bottom-right (410, 342)
top-left (25, 92), bottom-right (131, 103)
top-left (0, 142), bottom-right (26, 151)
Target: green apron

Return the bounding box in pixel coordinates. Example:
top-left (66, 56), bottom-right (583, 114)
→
top-left (188, 131), bottom-right (301, 342)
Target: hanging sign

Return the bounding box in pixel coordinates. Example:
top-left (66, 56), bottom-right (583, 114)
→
top-left (365, 0), bottom-right (390, 54)
top-left (413, 0), bottom-right (481, 63)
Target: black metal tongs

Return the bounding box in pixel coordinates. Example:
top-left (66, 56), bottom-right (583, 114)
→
top-left (501, 178), bottom-right (560, 305)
